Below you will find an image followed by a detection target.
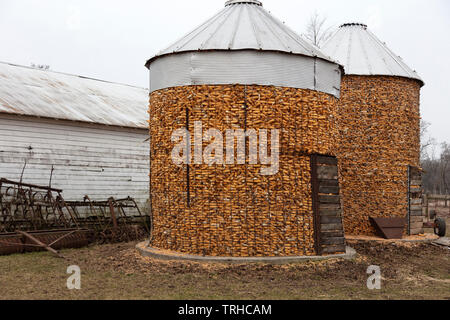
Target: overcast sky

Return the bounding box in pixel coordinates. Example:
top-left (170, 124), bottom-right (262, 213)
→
top-left (0, 0), bottom-right (449, 149)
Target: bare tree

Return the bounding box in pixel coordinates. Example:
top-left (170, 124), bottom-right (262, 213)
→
top-left (441, 143), bottom-right (450, 194)
top-left (420, 120), bottom-right (436, 160)
top-left (420, 120), bottom-right (446, 194)
top-left (422, 139), bottom-right (450, 195)
top-left (304, 12), bottom-right (334, 48)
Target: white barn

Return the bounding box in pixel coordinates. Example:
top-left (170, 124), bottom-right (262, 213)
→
top-left (0, 61), bottom-right (150, 209)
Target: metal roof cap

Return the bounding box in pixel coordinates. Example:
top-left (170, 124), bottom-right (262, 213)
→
top-left (340, 23), bottom-right (367, 29)
top-left (145, 0), bottom-right (338, 68)
top-left (322, 23), bottom-right (424, 86)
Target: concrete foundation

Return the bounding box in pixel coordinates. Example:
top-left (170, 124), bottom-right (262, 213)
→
top-left (136, 241), bottom-right (356, 264)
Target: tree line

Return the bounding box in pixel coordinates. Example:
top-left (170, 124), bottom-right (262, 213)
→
top-left (421, 121), bottom-right (450, 195)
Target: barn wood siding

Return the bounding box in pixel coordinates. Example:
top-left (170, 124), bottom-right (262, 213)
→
top-left (0, 114), bottom-right (149, 208)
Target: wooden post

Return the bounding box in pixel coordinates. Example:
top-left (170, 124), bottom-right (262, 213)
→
top-left (407, 166), bottom-right (411, 235)
top-left (310, 154), bottom-right (321, 256)
top-left (108, 198), bottom-right (118, 229)
top-left (423, 194), bottom-right (429, 220)
top-left (16, 230), bottom-right (64, 259)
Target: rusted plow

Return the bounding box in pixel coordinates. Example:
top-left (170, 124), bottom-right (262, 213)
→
top-left (0, 229), bottom-right (91, 257)
top-left (65, 196), bottom-right (150, 243)
top-left (0, 178), bottom-right (150, 256)
top-left (0, 178), bottom-right (79, 232)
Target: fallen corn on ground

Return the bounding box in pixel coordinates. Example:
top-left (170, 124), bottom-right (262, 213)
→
top-left (0, 237), bottom-right (448, 300)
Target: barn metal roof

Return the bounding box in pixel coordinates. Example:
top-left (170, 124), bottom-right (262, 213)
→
top-left (0, 62), bottom-right (149, 129)
top-left (322, 23), bottom-right (423, 85)
top-left (145, 0), bottom-right (333, 67)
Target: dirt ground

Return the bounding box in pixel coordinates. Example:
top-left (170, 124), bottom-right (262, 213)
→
top-left (0, 236), bottom-right (448, 300)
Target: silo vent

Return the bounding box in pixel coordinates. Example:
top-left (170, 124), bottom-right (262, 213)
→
top-left (340, 23), bottom-right (368, 29)
top-left (225, 0), bottom-right (262, 6)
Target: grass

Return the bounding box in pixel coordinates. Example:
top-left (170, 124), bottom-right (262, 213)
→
top-left (0, 240), bottom-right (448, 300)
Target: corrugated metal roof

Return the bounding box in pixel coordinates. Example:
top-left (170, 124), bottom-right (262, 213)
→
top-left (0, 62), bottom-right (149, 128)
top-left (322, 23), bottom-right (423, 85)
top-left (146, 0), bottom-right (334, 67)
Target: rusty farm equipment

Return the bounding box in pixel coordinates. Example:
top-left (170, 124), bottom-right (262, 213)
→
top-left (0, 178), bottom-right (150, 256)
top-left (65, 196), bottom-right (150, 243)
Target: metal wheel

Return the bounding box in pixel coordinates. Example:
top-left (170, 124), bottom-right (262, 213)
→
top-left (434, 218), bottom-right (447, 237)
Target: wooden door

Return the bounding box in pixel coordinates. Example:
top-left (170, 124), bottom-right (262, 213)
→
top-left (311, 155), bottom-right (346, 255)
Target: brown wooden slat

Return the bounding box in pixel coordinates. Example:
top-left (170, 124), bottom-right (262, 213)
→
top-left (321, 245), bottom-right (346, 254)
top-left (321, 237), bottom-right (345, 245)
top-left (410, 210), bottom-right (424, 216)
top-left (319, 186), bottom-right (340, 194)
top-left (319, 203), bottom-right (341, 210)
top-left (321, 231), bottom-right (344, 238)
top-left (316, 156), bottom-right (338, 166)
top-left (321, 223), bottom-right (343, 231)
top-left (410, 216), bottom-right (424, 223)
top-left (320, 209), bottom-right (342, 217)
top-left (317, 166), bottom-right (338, 180)
top-left (318, 179), bottom-right (339, 187)
top-left (321, 216), bottom-right (342, 224)
top-left (319, 195), bottom-right (340, 204)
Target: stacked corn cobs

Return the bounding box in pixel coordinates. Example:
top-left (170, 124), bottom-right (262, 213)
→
top-left (337, 76), bottom-right (422, 236)
top-left (149, 84), bottom-right (339, 257)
